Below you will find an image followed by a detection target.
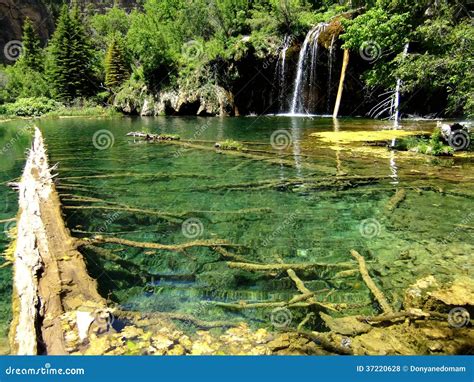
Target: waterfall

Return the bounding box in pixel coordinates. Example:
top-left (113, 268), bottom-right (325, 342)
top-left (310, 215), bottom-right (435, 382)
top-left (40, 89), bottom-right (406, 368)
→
top-left (276, 35), bottom-right (291, 112)
top-left (393, 43), bottom-right (410, 127)
top-left (369, 43), bottom-right (410, 124)
top-left (290, 23), bottom-right (326, 115)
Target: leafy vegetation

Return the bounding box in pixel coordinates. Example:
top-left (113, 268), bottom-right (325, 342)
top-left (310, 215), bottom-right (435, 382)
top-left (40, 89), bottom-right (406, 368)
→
top-left (0, 0), bottom-right (472, 118)
top-left (394, 128), bottom-right (455, 156)
top-left (2, 97), bottom-right (60, 117)
top-left (215, 139), bottom-right (245, 151)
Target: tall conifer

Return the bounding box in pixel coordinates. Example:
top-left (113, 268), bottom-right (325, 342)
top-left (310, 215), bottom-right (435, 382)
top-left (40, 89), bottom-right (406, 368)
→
top-left (105, 36), bottom-right (130, 89)
top-left (49, 4), bottom-right (96, 101)
top-left (19, 17), bottom-right (43, 71)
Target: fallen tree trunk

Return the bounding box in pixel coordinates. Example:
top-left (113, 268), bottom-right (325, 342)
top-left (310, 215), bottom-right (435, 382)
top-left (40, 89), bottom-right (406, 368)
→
top-left (9, 127), bottom-right (107, 355)
top-left (350, 250), bottom-right (393, 314)
top-left (127, 134), bottom-right (336, 175)
top-left (80, 235), bottom-right (241, 252)
top-left (287, 269), bottom-right (337, 312)
top-left (227, 261), bottom-right (355, 272)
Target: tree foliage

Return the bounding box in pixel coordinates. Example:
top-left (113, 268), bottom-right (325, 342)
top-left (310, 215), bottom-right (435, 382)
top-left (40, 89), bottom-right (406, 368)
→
top-left (105, 36), bottom-right (130, 90)
top-left (19, 17), bottom-right (43, 72)
top-left (1, 0), bottom-right (472, 117)
top-left (48, 4), bottom-right (96, 101)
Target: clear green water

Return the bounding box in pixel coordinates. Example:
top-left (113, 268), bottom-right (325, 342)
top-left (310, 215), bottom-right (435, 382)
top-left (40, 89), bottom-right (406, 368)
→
top-left (0, 117), bottom-right (472, 341)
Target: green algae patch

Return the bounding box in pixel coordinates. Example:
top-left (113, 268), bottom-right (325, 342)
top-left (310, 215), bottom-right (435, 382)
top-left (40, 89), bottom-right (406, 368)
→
top-left (311, 130), bottom-right (430, 144)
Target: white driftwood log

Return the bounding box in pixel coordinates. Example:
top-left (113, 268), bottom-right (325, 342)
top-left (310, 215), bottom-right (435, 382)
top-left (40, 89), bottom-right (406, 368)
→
top-left (10, 127), bottom-right (106, 355)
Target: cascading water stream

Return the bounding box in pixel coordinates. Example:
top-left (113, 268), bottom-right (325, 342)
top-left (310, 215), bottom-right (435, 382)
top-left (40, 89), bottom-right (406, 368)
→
top-left (290, 23), bottom-right (327, 115)
top-left (393, 43), bottom-right (410, 127)
top-left (276, 35), bottom-right (291, 112)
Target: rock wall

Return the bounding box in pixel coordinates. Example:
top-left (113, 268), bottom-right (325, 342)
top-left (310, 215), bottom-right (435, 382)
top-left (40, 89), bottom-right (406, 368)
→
top-left (0, 0), bottom-right (140, 64)
top-left (114, 84), bottom-right (236, 117)
top-left (0, 0), bottom-right (54, 63)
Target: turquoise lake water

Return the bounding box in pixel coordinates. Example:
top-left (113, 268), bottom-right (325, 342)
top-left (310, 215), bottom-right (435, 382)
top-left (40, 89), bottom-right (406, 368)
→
top-left (0, 116), bottom-right (472, 350)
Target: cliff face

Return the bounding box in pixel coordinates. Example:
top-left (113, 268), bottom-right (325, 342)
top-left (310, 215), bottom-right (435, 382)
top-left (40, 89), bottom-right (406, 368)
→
top-left (0, 0), bottom-right (140, 64)
top-left (0, 0), bottom-right (54, 63)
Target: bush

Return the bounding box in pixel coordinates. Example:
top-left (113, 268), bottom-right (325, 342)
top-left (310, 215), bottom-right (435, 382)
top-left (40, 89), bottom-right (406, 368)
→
top-left (394, 129), bottom-right (454, 156)
top-left (215, 139), bottom-right (245, 151)
top-left (3, 97), bottom-right (61, 117)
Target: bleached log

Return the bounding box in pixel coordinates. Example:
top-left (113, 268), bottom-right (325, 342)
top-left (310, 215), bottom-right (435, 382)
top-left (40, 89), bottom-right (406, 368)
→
top-left (10, 127), bottom-right (106, 355)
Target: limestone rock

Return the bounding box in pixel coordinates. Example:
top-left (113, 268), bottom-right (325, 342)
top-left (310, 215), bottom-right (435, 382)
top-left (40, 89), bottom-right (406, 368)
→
top-left (320, 312), bottom-right (372, 336)
top-left (429, 276), bottom-right (474, 306)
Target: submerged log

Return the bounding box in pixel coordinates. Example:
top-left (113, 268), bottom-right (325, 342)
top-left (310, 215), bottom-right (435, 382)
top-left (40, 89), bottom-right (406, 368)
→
top-left (386, 188), bottom-right (406, 212)
top-left (287, 269), bottom-right (337, 312)
top-left (127, 133), bottom-right (336, 175)
top-left (297, 330), bottom-right (353, 355)
top-left (9, 127), bottom-right (106, 355)
top-left (80, 235), bottom-right (240, 252)
top-left (227, 261), bottom-right (355, 272)
top-left (350, 250), bottom-right (393, 314)
top-left (115, 309), bottom-right (238, 329)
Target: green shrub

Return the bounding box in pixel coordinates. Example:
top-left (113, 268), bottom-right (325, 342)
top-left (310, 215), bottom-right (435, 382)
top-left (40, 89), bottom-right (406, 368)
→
top-left (215, 139), bottom-right (245, 151)
top-left (4, 97), bottom-right (61, 117)
top-left (393, 129), bottom-right (454, 156)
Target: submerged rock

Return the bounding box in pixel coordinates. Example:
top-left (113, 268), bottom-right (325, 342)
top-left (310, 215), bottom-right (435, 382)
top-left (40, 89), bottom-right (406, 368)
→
top-left (429, 276), bottom-right (474, 306)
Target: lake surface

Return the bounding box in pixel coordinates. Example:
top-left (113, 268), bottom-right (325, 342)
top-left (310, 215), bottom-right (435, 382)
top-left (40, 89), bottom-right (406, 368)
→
top-left (0, 116), bottom-right (473, 349)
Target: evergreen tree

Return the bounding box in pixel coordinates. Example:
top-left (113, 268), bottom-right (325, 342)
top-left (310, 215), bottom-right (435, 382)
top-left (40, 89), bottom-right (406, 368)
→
top-left (105, 36), bottom-right (130, 89)
top-left (19, 17), bottom-right (43, 71)
top-left (48, 4), bottom-right (96, 101)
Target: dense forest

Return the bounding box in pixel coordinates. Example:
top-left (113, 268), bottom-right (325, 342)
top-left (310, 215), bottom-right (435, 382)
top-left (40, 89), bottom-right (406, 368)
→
top-left (0, 0), bottom-right (473, 118)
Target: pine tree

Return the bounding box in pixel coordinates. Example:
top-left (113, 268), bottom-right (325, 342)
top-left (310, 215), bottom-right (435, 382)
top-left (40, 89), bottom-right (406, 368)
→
top-left (49, 4), bottom-right (96, 101)
top-left (105, 36), bottom-right (130, 90)
top-left (19, 17), bottom-right (43, 71)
